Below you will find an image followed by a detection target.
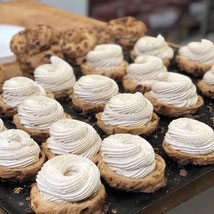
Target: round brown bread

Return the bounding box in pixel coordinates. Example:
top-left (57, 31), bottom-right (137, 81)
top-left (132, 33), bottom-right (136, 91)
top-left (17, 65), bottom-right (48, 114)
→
top-left (10, 25), bottom-right (54, 56)
top-left (0, 151), bottom-right (45, 182)
top-left (71, 92), bottom-right (105, 116)
top-left (176, 55), bottom-right (212, 77)
top-left (0, 91), bottom-right (55, 118)
top-left (30, 184), bottom-right (106, 214)
top-left (96, 112), bottom-right (159, 136)
top-left (98, 154), bottom-right (166, 192)
top-left (130, 50), bottom-right (170, 67)
top-left (197, 80), bottom-right (214, 99)
top-left (41, 142), bottom-right (101, 164)
top-left (81, 61), bottom-right (128, 82)
top-left (162, 140), bottom-right (214, 165)
top-left (144, 92), bottom-right (204, 117)
top-left (122, 75), bottom-right (151, 93)
top-left (13, 113), bottom-right (72, 143)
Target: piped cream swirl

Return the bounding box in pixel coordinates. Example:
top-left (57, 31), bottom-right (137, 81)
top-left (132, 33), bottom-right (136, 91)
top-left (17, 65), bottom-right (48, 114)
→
top-left (134, 34), bottom-right (174, 59)
top-left (0, 119), bottom-right (6, 132)
top-left (0, 129), bottom-right (40, 168)
top-left (87, 44), bottom-right (124, 70)
top-left (179, 39), bottom-right (214, 65)
top-left (126, 55), bottom-right (168, 84)
top-left (101, 134), bottom-right (156, 178)
top-left (3, 77), bottom-right (46, 107)
top-left (203, 65), bottom-right (214, 85)
top-left (18, 96), bottom-right (66, 131)
top-left (165, 118), bottom-right (214, 155)
top-left (36, 154), bottom-right (101, 203)
top-left (73, 75), bottom-right (119, 104)
top-left (46, 119), bottom-right (101, 159)
top-left (101, 92), bottom-right (153, 127)
top-left (149, 72), bottom-right (198, 107)
top-left (34, 56), bottom-right (76, 92)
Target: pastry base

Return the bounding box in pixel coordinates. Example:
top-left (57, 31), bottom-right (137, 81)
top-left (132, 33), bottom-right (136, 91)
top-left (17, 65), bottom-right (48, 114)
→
top-left (30, 184), bottom-right (106, 214)
top-left (0, 151), bottom-right (45, 182)
top-left (197, 80), bottom-right (214, 99)
top-left (163, 140), bottom-right (214, 165)
top-left (144, 92), bottom-right (204, 117)
top-left (98, 154), bottom-right (166, 192)
top-left (41, 142), bottom-right (101, 164)
top-left (81, 61), bottom-right (128, 82)
top-left (96, 112), bottom-right (159, 136)
top-left (71, 92), bottom-right (105, 116)
top-left (130, 50), bottom-right (170, 67)
top-left (0, 91), bottom-right (54, 118)
top-left (122, 75), bottom-right (151, 93)
top-left (176, 55), bottom-right (212, 77)
top-left (13, 113), bottom-right (72, 143)
top-left (0, 65), bottom-right (6, 93)
top-left (53, 88), bottom-right (73, 99)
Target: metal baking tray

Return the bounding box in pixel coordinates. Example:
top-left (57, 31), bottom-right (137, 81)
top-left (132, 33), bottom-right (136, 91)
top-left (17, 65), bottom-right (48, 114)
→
top-left (0, 53), bottom-right (213, 214)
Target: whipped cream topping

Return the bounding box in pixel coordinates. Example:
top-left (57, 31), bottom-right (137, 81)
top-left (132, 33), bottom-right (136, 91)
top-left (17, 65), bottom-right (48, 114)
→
top-left (149, 72), bottom-right (198, 107)
top-left (179, 39), bottom-right (214, 65)
top-left (18, 96), bottom-right (65, 131)
top-left (47, 119), bottom-right (101, 158)
top-left (0, 129), bottom-right (40, 168)
top-left (126, 55), bottom-right (168, 84)
top-left (165, 118), bottom-right (214, 155)
top-left (101, 92), bottom-right (153, 127)
top-left (101, 134), bottom-right (156, 178)
top-left (0, 119), bottom-right (6, 133)
top-left (203, 65), bottom-right (214, 85)
top-left (73, 75), bottom-right (119, 104)
top-left (87, 44), bottom-right (124, 70)
top-left (134, 34), bottom-right (174, 60)
top-left (34, 56), bottom-right (76, 92)
top-left (36, 154), bottom-right (101, 203)
top-left (3, 77), bottom-right (46, 107)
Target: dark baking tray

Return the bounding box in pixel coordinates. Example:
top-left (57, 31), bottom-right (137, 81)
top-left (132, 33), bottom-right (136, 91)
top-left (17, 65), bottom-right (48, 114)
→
top-left (0, 53), bottom-right (214, 214)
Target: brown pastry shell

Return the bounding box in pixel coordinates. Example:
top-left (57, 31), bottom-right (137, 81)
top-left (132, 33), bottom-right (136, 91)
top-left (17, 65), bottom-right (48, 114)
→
top-left (96, 112), bottom-right (159, 136)
top-left (13, 113), bottom-right (72, 143)
top-left (144, 92), bottom-right (204, 117)
top-left (122, 75), bottom-right (151, 93)
top-left (71, 92), bottom-right (105, 116)
top-left (197, 80), bottom-right (214, 99)
top-left (176, 55), bottom-right (212, 77)
top-left (0, 151), bottom-right (45, 182)
top-left (81, 61), bottom-right (128, 82)
top-left (98, 154), bottom-right (166, 193)
top-left (0, 91), bottom-right (55, 118)
top-left (30, 184), bottom-right (106, 214)
top-left (163, 140), bottom-right (214, 165)
top-left (41, 143), bottom-right (101, 164)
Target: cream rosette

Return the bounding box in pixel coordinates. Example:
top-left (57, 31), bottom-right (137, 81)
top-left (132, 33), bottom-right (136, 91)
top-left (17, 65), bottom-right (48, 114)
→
top-left (17, 96), bottom-right (65, 131)
top-left (203, 65), bottom-right (214, 85)
top-left (0, 129), bottom-right (40, 168)
top-left (165, 118), bottom-right (214, 155)
top-left (3, 77), bottom-right (46, 108)
top-left (133, 34), bottom-right (174, 60)
top-left (36, 154), bottom-right (101, 203)
top-left (46, 119), bottom-right (101, 158)
top-left (149, 72), bottom-right (198, 107)
top-left (101, 92), bottom-right (153, 127)
top-left (34, 56), bottom-right (76, 92)
top-left (101, 134), bottom-right (156, 178)
top-left (179, 39), bottom-right (214, 65)
top-left (126, 55), bottom-right (168, 84)
top-left (73, 75), bottom-right (119, 104)
top-left (87, 44), bottom-right (124, 70)
top-left (0, 119), bottom-right (6, 132)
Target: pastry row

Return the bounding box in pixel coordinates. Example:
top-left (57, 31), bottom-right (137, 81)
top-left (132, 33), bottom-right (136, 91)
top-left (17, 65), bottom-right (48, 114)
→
top-left (0, 116), bottom-right (213, 213)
